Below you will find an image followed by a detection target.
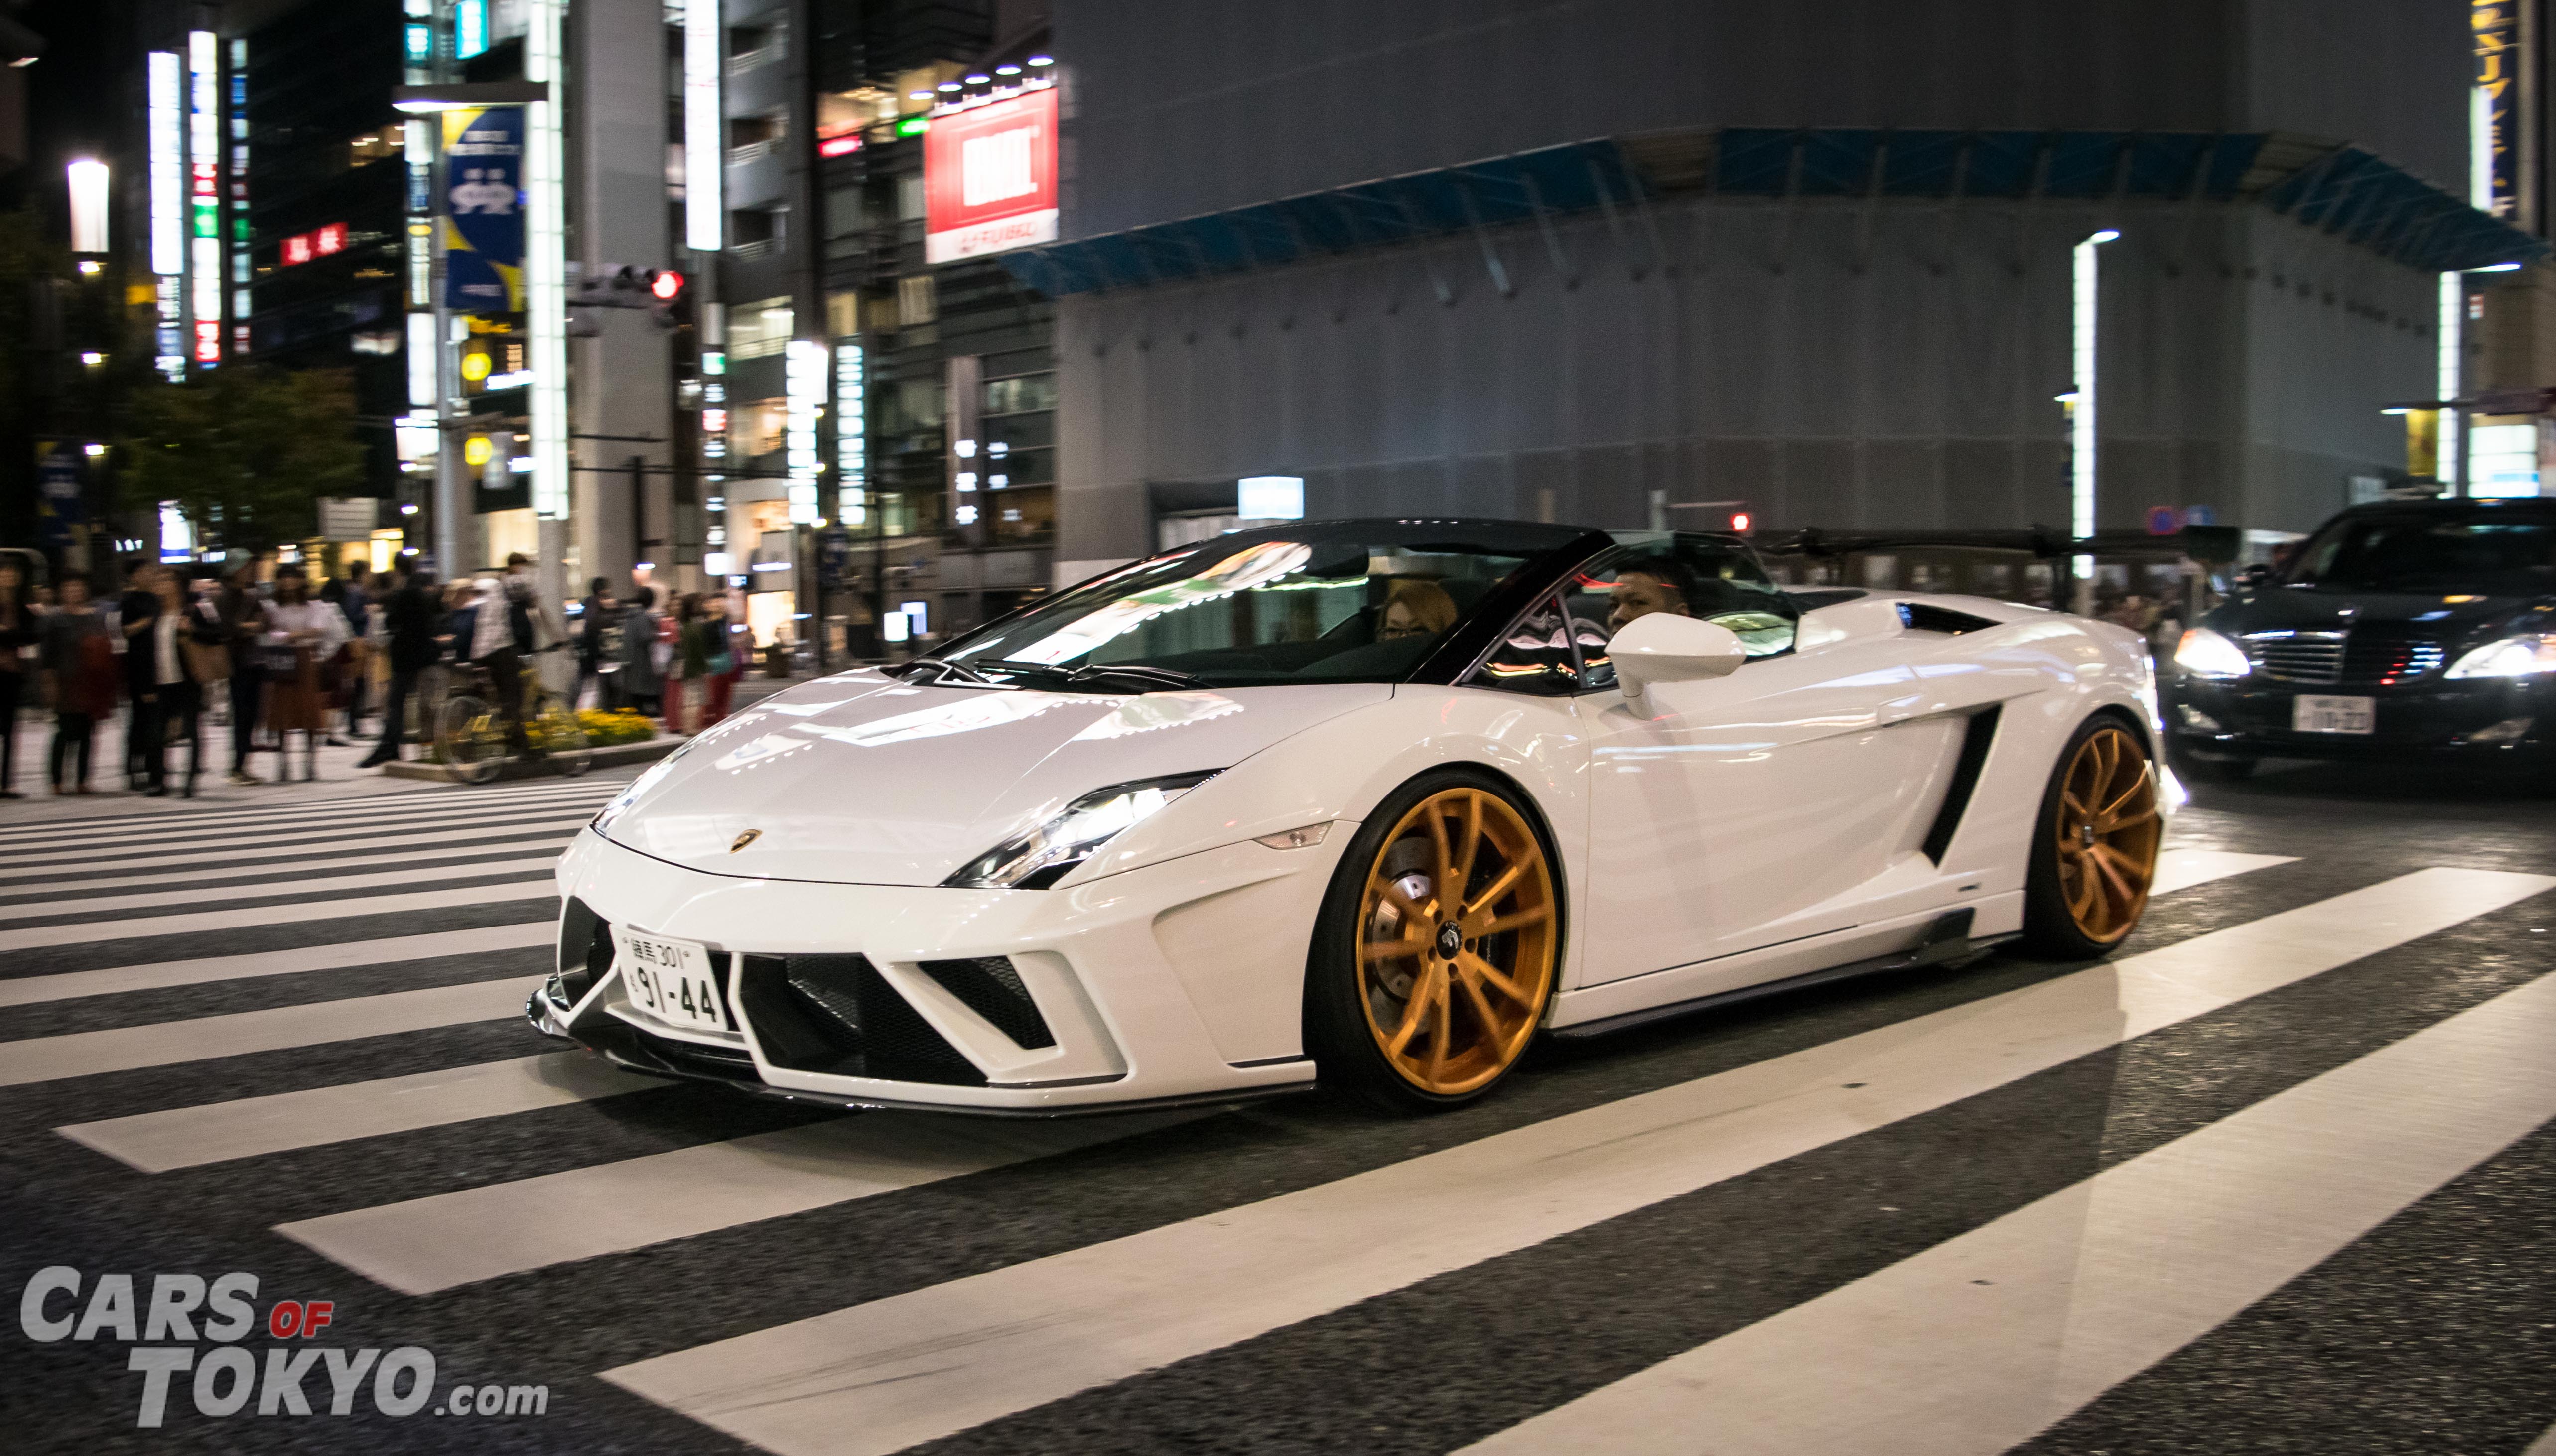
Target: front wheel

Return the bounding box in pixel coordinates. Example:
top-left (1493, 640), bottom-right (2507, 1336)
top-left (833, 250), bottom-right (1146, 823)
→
top-left (2022, 717), bottom-right (2164, 958)
top-left (434, 695), bottom-right (505, 786)
top-left (1304, 770), bottom-right (1562, 1113)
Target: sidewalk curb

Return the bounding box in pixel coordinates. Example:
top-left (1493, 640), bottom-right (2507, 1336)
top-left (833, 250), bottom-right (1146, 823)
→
top-left (378, 735), bottom-right (684, 784)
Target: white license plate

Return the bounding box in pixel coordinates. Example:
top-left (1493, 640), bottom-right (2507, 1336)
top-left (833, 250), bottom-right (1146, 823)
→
top-left (614, 929), bottom-right (728, 1033)
top-left (2292, 694), bottom-right (2376, 735)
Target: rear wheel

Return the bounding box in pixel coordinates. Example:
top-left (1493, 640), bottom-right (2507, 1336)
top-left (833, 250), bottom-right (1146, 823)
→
top-left (434, 695), bottom-right (505, 786)
top-left (1305, 771), bottom-right (1561, 1112)
top-left (2023, 718), bottom-right (2164, 958)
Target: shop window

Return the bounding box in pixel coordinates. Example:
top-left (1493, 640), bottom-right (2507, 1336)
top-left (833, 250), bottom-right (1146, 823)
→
top-left (982, 372), bottom-right (1055, 416)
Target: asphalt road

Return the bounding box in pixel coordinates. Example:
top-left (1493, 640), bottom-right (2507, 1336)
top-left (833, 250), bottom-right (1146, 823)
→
top-left (0, 758), bottom-right (2551, 1455)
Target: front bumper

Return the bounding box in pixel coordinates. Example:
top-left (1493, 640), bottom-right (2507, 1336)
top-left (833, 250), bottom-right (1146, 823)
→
top-left (2164, 674), bottom-right (2556, 763)
top-left (530, 829), bottom-right (1339, 1114)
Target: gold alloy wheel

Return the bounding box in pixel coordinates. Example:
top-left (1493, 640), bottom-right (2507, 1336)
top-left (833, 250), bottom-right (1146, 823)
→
top-left (1356, 788), bottom-right (1558, 1096)
top-left (2053, 725), bottom-right (2163, 944)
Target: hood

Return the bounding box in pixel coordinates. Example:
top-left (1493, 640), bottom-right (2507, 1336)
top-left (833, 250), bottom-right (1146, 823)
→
top-left (599, 672), bottom-right (1390, 886)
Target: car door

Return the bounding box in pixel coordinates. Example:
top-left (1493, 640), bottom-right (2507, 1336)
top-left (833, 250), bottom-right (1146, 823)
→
top-left (1568, 541), bottom-right (1965, 987)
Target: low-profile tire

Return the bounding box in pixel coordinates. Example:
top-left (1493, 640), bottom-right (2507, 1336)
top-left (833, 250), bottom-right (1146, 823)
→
top-left (2022, 715), bottom-right (2165, 959)
top-left (1304, 768), bottom-right (1563, 1114)
top-left (434, 695), bottom-right (505, 786)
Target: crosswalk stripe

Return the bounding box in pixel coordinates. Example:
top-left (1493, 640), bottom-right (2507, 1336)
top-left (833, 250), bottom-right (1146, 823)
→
top-left (0, 836), bottom-right (578, 903)
top-left (57, 1051), bottom-right (662, 1172)
top-left (279, 1110), bottom-right (1201, 1296)
top-left (596, 867), bottom-right (2555, 1456)
top-left (2526, 1421), bottom-right (2556, 1456)
top-left (0, 923), bottom-right (554, 1009)
top-left (2147, 848), bottom-right (2295, 895)
top-left (13, 777), bottom-right (616, 836)
top-left (0, 802), bottom-right (606, 872)
top-left (0, 853), bottom-right (565, 925)
top-left (1458, 970), bottom-right (2556, 1456)
top-left (8, 776), bottom-right (611, 838)
top-left (0, 784), bottom-right (614, 858)
top-left (0, 975), bottom-right (545, 1087)
top-left (0, 814), bottom-right (598, 884)
top-left (0, 879), bottom-right (558, 953)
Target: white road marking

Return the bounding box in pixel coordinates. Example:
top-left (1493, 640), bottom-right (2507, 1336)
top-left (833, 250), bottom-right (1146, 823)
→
top-left (0, 975), bottom-right (545, 1087)
top-left (0, 782), bottom-right (614, 853)
top-left (0, 880), bottom-right (558, 953)
top-left (0, 923), bottom-right (555, 1009)
top-left (58, 1052), bottom-right (662, 1172)
top-left (2524, 1420), bottom-right (2556, 1456)
top-left (0, 815), bottom-right (599, 885)
top-left (279, 1111), bottom-right (1199, 1295)
top-left (1460, 971), bottom-right (2556, 1456)
top-left (0, 837), bottom-right (577, 903)
top-left (598, 868), bottom-right (2555, 1456)
top-left (0, 854), bottom-right (565, 924)
top-left (2148, 848), bottom-right (2295, 896)
top-left (0, 800), bottom-right (606, 872)
top-left (16, 776), bottom-right (619, 836)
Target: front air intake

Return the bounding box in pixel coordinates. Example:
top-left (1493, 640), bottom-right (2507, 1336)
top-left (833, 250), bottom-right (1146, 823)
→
top-left (919, 957), bottom-right (1056, 1049)
top-left (556, 898), bottom-right (614, 1002)
top-left (736, 954), bottom-right (988, 1086)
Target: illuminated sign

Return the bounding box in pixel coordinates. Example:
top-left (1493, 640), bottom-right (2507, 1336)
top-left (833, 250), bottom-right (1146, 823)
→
top-left (456, 0), bottom-right (489, 59)
top-left (67, 161), bottom-right (109, 253)
top-left (189, 31), bottom-right (221, 365)
top-left (818, 132), bottom-right (863, 158)
top-left (683, 0), bottom-right (722, 250)
top-left (442, 108), bottom-right (525, 312)
top-left (2475, 1), bottom-right (2518, 218)
top-left (835, 341), bottom-right (866, 525)
top-left (923, 88), bottom-right (1059, 263)
top-left (785, 339), bottom-right (827, 523)
top-left (147, 53), bottom-right (182, 277)
top-left (280, 222), bottom-right (350, 267)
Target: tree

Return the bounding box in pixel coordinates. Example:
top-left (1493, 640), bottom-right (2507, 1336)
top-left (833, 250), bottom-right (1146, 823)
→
top-left (119, 367), bottom-right (367, 554)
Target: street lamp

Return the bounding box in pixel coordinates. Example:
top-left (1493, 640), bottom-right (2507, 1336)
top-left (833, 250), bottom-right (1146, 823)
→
top-left (2070, 228), bottom-right (2118, 612)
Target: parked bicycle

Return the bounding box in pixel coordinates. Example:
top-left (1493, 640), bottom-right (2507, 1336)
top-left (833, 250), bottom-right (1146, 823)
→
top-left (434, 644), bottom-right (591, 784)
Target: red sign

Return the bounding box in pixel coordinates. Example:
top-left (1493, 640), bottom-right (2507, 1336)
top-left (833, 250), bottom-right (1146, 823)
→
top-left (817, 132), bottom-right (863, 158)
top-left (279, 222), bottom-right (350, 268)
top-left (924, 87), bottom-right (1059, 263)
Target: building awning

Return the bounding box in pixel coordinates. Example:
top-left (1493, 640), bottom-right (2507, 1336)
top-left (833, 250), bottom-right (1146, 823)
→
top-left (1003, 126), bottom-right (2544, 297)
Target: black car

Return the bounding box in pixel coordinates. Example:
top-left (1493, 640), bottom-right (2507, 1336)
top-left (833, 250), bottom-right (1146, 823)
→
top-left (2163, 496), bottom-right (2556, 779)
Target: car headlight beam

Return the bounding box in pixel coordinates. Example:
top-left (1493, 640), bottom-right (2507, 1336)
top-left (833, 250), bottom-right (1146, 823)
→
top-left (2172, 627), bottom-right (2252, 680)
top-left (2445, 632), bottom-right (2556, 679)
top-left (946, 770), bottom-right (1223, 890)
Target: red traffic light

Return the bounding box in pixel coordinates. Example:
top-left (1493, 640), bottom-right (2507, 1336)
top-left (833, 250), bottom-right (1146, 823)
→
top-left (650, 269), bottom-right (684, 301)
top-left (1729, 511), bottom-right (1752, 534)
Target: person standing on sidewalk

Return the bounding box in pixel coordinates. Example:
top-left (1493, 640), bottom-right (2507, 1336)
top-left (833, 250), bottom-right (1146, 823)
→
top-left (619, 587), bottom-right (663, 719)
top-left (338, 561), bottom-right (375, 738)
top-left (262, 564), bottom-right (346, 783)
top-left (215, 561), bottom-right (270, 786)
top-left (360, 566), bottom-right (439, 768)
top-left (39, 575), bottom-right (115, 795)
top-left (0, 559), bottom-right (35, 798)
top-left (699, 587), bottom-right (747, 730)
top-left (117, 563), bottom-right (162, 789)
top-left (134, 565), bottom-right (210, 797)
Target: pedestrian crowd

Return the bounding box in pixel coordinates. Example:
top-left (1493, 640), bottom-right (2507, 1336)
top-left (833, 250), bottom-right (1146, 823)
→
top-left (1, 553), bottom-right (753, 798)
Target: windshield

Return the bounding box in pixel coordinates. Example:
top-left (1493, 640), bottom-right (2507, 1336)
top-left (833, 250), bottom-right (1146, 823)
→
top-left (936, 524), bottom-right (1572, 688)
top-left (2284, 514), bottom-right (2556, 595)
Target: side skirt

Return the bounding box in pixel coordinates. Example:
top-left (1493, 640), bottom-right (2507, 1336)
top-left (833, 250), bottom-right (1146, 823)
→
top-left (1549, 910), bottom-right (2010, 1042)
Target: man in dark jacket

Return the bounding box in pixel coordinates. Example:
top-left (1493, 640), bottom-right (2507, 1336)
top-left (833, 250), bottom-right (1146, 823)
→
top-left (359, 567), bottom-right (441, 768)
top-left (216, 561), bottom-right (269, 785)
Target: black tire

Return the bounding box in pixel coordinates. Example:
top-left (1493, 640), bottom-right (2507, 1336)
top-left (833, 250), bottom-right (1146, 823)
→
top-left (2021, 715), bottom-right (2165, 959)
top-left (1303, 767), bottom-right (1564, 1114)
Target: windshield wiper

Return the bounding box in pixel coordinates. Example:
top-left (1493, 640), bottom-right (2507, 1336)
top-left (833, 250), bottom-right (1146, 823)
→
top-left (974, 659), bottom-right (1214, 693)
top-left (890, 656), bottom-right (996, 686)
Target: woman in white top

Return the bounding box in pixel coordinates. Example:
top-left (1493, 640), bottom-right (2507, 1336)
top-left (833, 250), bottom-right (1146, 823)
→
top-left (262, 564), bottom-right (347, 782)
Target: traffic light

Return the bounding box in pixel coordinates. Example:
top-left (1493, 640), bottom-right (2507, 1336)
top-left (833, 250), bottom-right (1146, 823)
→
top-left (647, 268), bottom-right (689, 330)
top-left (1727, 509), bottom-right (1753, 536)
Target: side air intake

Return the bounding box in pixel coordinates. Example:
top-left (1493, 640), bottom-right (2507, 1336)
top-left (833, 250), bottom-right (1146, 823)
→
top-left (1919, 706), bottom-right (2002, 864)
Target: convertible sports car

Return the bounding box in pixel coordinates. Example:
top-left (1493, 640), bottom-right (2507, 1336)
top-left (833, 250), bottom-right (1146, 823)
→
top-left (532, 518), bottom-right (2169, 1113)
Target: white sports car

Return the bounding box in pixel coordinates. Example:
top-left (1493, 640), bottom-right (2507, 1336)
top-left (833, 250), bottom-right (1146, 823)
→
top-left (532, 519), bottom-right (2168, 1114)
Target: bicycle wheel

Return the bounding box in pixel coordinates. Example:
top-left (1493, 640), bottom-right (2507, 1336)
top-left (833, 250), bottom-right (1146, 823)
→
top-left (434, 694), bottom-right (507, 785)
top-left (533, 694), bottom-right (592, 777)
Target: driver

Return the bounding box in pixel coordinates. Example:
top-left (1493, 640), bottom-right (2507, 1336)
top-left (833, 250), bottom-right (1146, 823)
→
top-left (1606, 555), bottom-right (1704, 633)
top-left (1378, 579), bottom-right (1459, 642)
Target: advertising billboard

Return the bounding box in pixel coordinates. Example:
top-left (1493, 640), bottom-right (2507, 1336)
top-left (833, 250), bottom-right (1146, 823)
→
top-left (442, 107), bottom-right (525, 313)
top-left (924, 88), bottom-right (1059, 263)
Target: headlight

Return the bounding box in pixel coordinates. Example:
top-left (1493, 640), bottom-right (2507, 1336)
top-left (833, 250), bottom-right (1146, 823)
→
top-left (2445, 632), bottom-right (2556, 679)
top-left (2172, 628), bottom-right (2251, 680)
top-left (591, 743), bottom-right (691, 836)
top-left (945, 771), bottom-right (1222, 890)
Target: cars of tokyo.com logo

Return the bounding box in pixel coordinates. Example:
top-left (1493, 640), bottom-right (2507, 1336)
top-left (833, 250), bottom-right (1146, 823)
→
top-left (17, 1266), bottom-right (548, 1427)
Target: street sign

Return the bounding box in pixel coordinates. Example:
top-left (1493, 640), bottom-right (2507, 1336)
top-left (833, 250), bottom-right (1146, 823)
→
top-left (319, 497), bottom-right (379, 540)
top-left (2183, 504), bottom-right (2217, 527)
top-left (2144, 505), bottom-right (2184, 536)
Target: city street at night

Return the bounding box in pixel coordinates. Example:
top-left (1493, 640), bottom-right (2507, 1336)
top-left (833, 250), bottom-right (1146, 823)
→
top-left (0, 762), bottom-right (2551, 1453)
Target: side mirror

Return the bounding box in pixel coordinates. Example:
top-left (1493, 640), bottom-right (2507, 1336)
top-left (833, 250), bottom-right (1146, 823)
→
top-left (1609, 613), bottom-right (1745, 706)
